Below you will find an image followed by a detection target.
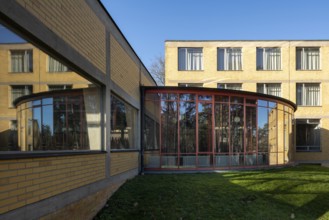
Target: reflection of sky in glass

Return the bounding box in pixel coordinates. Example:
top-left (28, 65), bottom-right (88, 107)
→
top-left (43, 106), bottom-right (53, 134)
top-left (33, 107), bottom-right (42, 132)
top-left (258, 107), bottom-right (269, 128)
top-left (0, 25), bottom-right (26, 43)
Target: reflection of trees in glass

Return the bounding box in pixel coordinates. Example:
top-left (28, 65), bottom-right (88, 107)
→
top-left (161, 101), bottom-right (177, 153)
top-left (258, 123), bottom-right (269, 152)
top-left (111, 96), bottom-right (134, 149)
top-left (215, 103), bottom-right (229, 153)
top-left (198, 103), bottom-right (212, 152)
top-left (246, 106), bottom-right (256, 152)
top-left (230, 104), bottom-right (244, 152)
top-left (180, 101), bottom-right (196, 153)
top-left (144, 115), bottom-right (159, 150)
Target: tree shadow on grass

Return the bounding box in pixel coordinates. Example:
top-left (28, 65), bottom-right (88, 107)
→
top-left (95, 166), bottom-right (329, 220)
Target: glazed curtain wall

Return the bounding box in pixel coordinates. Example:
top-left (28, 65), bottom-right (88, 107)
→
top-left (143, 90), bottom-right (294, 170)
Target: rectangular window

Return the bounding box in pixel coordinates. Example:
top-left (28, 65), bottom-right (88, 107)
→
top-left (296, 119), bottom-right (320, 152)
top-left (48, 85), bottom-right (73, 91)
top-left (257, 83), bottom-right (281, 97)
top-left (217, 83), bottom-right (242, 90)
top-left (48, 56), bottom-right (69, 72)
top-left (11, 50), bottom-right (33, 72)
top-left (296, 47), bottom-right (320, 70)
top-left (257, 47), bottom-right (281, 70)
top-left (178, 48), bottom-right (203, 71)
top-left (178, 83), bottom-right (203, 87)
top-left (111, 95), bottom-right (137, 149)
top-left (217, 48), bottom-right (242, 71)
top-left (296, 83), bottom-right (320, 106)
top-left (11, 85), bottom-right (32, 106)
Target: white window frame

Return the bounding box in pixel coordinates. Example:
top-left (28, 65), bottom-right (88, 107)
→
top-left (296, 83), bottom-right (321, 106)
top-left (256, 47), bottom-right (282, 70)
top-left (217, 48), bottom-right (243, 71)
top-left (48, 56), bottom-right (69, 72)
top-left (10, 85), bottom-right (32, 107)
top-left (178, 47), bottom-right (203, 71)
top-left (296, 47), bottom-right (320, 70)
top-left (257, 83), bottom-right (281, 97)
top-left (217, 83), bottom-right (242, 90)
top-left (48, 84), bottom-right (73, 91)
top-left (10, 50), bottom-right (33, 73)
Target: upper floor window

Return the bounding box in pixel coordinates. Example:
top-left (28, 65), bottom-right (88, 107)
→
top-left (48, 56), bottom-right (69, 72)
top-left (257, 83), bottom-right (281, 97)
top-left (217, 48), bottom-right (242, 71)
top-left (178, 83), bottom-right (203, 87)
top-left (11, 85), bottom-right (32, 106)
top-left (296, 47), bottom-right (320, 70)
top-left (48, 85), bottom-right (72, 91)
top-left (178, 48), bottom-right (203, 71)
top-left (11, 50), bottom-right (33, 72)
top-left (296, 83), bottom-right (320, 106)
top-left (256, 48), bottom-right (281, 70)
top-left (217, 83), bottom-right (242, 90)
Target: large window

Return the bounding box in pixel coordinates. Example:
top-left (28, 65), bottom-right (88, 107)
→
top-left (11, 50), bottom-right (33, 72)
top-left (15, 89), bottom-right (101, 151)
top-left (296, 83), bottom-right (320, 106)
top-left (111, 95), bottom-right (137, 149)
top-left (178, 48), bottom-right (203, 71)
top-left (48, 56), bottom-right (69, 72)
top-left (11, 85), bottom-right (32, 106)
top-left (296, 47), bottom-right (320, 70)
top-left (217, 83), bottom-right (242, 90)
top-left (257, 83), bottom-right (281, 97)
top-left (217, 48), bottom-right (242, 71)
top-left (296, 119), bottom-right (320, 152)
top-left (256, 47), bottom-right (281, 70)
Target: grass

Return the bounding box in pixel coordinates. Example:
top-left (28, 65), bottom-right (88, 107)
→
top-left (95, 165), bottom-right (329, 220)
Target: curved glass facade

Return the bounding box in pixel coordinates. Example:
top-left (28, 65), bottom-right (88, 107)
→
top-left (15, 88), bottom-right (101, 151)
top-left (143, 87), bottom-right (296, 170)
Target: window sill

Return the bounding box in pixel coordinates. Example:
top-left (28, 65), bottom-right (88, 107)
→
top-left (296, 69), bottom-right (321, 71)
top-left (0, 150), bottom-right (106, 160)
top-left (10, 72), bottom-right (33, 73)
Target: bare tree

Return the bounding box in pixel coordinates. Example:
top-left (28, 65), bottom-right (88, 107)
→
top-left (149, 55), bottom-right (165, 86)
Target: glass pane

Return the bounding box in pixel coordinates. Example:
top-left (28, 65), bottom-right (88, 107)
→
top-left (230, 104), bottom-right (244, 153)
top-left (161, 101), bottom-right (178, 153)
top-left (258, 107), bottom-right (269, 152)
top-left (180, 101), bottom-right (196, 153)
top-left (198, 95), bottom-right (212, 101)
top-left (246, 106), bottom-right (256, 152)
top-left (215, 103), bottom-right (229, 153)
top-left (179, 93), bottom-right (195, 101)
top-left (215, 95), bottom-right (229, 103)
top-left (32, 107), bottom-right (41, 150)
top-left (230, 96), bottom-right (243, 104)
top-left (198, 103), bottom-right (212, 152)
top-left (42, 105), bottom-right (53, 149)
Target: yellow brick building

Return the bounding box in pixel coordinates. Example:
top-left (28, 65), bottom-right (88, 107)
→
top-left (165, 40), bottom-right (329, 164)
top-left (0, 43), bottom-right (90, 150)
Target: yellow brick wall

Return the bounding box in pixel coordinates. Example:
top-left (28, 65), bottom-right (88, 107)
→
top-left (110, 152), bottom-right (139, 176)
top-left (165, 40), bottom-right (329, 163)
top-left (110, 35), bottom-right (140, 101)
top-left (16, 0), bottom-right (106, 73)
top-left (0, 154), bottom-right (106, 214)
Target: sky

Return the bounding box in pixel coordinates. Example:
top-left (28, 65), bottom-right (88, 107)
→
top-left (102, 0), bottom-right (329, 69)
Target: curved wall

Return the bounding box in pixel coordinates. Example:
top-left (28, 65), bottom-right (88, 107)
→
top-left (143, 86), bottom-right (296, 170)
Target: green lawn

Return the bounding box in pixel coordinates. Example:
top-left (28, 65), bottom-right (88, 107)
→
top-left (95, 165), bottom-right (329, 220)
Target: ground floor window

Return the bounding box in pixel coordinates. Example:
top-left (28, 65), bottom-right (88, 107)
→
top-left (296, 119), bottom-right (320, 152)
top-left (111, 94), bottom-right (138, 150)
